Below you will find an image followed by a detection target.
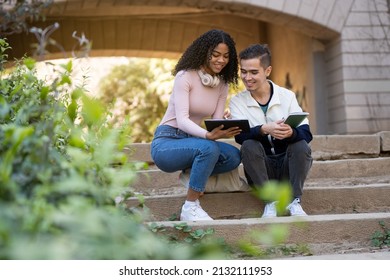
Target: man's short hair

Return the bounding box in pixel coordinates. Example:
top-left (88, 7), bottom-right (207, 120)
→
top-left (239, 44), bottom-right (271, 69)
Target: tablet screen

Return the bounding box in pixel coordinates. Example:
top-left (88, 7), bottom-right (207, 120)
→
top-left (204, 119), bottom-right (250, 132)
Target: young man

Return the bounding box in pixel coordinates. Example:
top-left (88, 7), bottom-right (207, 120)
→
top-left (229, 44), bottom-right (313, 218)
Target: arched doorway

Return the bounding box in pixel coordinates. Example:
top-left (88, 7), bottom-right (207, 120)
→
top-left (5, 1), bottom-right (344, 135)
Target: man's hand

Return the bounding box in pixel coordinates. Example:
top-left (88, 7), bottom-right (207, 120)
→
top-left (223, 109), bottom-right (231, 119)
top-left (262, 119), bottom-right (293, 139)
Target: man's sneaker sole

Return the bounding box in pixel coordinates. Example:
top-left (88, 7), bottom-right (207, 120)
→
top-left (180, 215), bottom-right (213, 221)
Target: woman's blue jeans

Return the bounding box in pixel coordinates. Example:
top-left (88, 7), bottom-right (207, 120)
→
top-left (151, 125), bottom-right (241, 192)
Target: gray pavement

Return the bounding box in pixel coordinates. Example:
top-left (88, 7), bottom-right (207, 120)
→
top-left (280, 251), bottom-right (390, 260)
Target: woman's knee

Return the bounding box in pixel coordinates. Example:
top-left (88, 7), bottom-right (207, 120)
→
top-left (216, 143), bottom-right (241, 167)
top-left (229, 147), bottom-right (241, 167)
top-left (202, 140), bottom-right (221, 155)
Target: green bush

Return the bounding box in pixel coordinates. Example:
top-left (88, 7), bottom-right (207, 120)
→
top-left (98, 58), bottom-right (175, 143)
top-left (0, 39), bottom-right (227, 259)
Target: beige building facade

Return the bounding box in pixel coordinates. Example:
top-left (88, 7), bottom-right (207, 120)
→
top-left (6, 0), bottom-right (390, 135)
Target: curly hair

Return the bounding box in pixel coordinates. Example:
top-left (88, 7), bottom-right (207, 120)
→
top-left (172, 29), bottom-right (239, 86)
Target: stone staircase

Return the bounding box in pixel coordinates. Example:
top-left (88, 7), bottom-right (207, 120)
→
top-left (124, 132), bottom-right (390, 256)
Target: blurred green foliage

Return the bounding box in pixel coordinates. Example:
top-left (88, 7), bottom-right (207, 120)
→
top-left (98, 58), bottom-right (176, 143)
top-left (0, 38), bottom-right (229, 259)
top-left (371, 221), bottom-right (390, 248)
top-left (253, 180), bottom-right (293, 216)
top-left (236, 181), bottom-right (292, 257)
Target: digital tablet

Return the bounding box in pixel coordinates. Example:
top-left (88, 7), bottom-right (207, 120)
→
top-left (283, 112), bottom-right (309, 128)
top-left (204, 119), bottom-right (250, 132)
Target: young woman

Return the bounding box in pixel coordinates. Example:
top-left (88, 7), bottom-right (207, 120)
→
top-left (150, 29), bottom-right (242, 221)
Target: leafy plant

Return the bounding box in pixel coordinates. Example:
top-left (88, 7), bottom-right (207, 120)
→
top-left (252, 180), bottom-right (293, 216)
top-left (98, 58), bottom-right (176, 143)
top-left (277, 243), bottom-right (311, 256)
top-left (371, 221), bottom-right (390, 248)
top-left (150, 222), bottom-right (217, 244)
top-left (148, 222), bottom-right (231, 259)
top-left (0, 39), bottom-right (228, 260)
top-left (0, 0), bottom-right (53, 36)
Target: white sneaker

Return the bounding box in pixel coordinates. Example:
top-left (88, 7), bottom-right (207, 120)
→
top-left (180, 200), bottom-right (213, 221)
top-left (287, 198), bottom-right (308, 216)
top-left (261, 201), bottom-right (277, 218)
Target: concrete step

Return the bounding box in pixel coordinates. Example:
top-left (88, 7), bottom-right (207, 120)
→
top-left (131, 157), bottom-right (390, 195)
top-left (124, 132), bottom-right (390, 255)
top-left (125, 132), bottom-right (390, 163)
top-left (149, 212), bottom-right (390, 249)
top-left (125, 182), bottom-right (390, 221)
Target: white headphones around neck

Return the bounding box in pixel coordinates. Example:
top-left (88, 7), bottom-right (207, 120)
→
top-left (197, 70), bottom-right (220, 88)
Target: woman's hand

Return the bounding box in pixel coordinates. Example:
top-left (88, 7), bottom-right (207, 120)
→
top-left (206, 125), bottom-right (242, 140)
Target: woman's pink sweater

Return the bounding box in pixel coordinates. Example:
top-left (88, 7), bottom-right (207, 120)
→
top-left (159, 70), bottom-right (228, 138)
